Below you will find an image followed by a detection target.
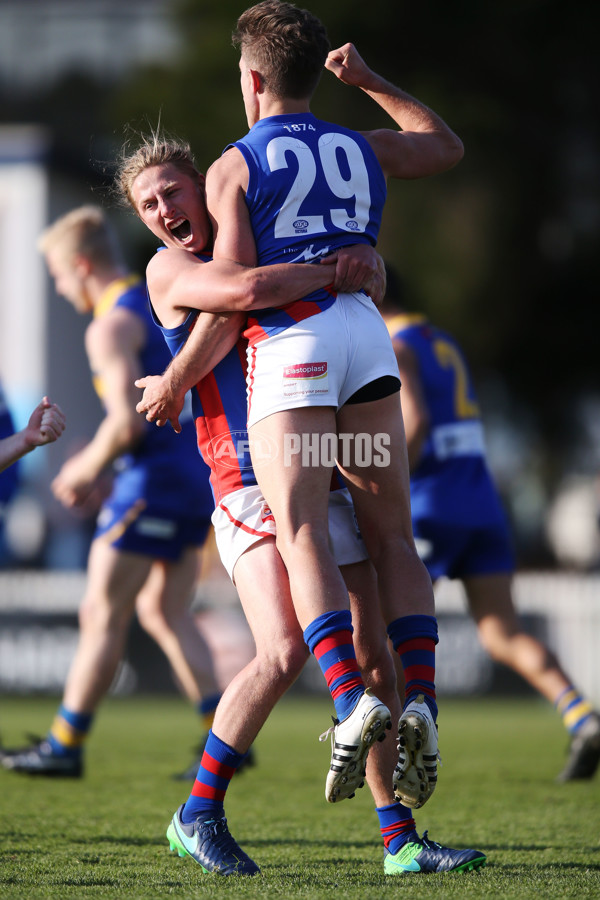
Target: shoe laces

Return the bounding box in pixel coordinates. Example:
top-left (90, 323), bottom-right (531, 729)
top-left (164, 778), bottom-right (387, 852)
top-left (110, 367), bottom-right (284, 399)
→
top-left (318, 715), bottom-right (340, 744)
top-left (199, 817), bottom-right (240, 851)
top-left (419, 830), bottom-right (442, 851)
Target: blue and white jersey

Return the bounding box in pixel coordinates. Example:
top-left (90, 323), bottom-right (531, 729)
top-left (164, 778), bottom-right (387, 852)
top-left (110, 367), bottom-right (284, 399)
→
top-left (228, 113), bottom-right (386, 342)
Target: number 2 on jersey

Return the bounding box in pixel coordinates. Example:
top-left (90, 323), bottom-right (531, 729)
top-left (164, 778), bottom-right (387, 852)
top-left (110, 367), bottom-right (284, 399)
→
top-left (433, 339), bottom-right (480, 419)
top-left (266, 134), bottom-right (372, 239)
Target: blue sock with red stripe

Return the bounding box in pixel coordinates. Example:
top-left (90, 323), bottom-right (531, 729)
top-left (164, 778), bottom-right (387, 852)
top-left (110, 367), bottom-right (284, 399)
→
top-left (376, 802), bottom-right (417, 854)
top-left (181, 730), bottom-right (246, 824)
top-left (304, 610), bottom-right (365, 723)
top-left (387, 614), bottom-right (438, 720)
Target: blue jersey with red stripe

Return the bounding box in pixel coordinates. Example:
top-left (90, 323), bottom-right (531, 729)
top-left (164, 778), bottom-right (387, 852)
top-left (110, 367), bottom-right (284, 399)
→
top-left (96, 279), bottom-right (213, 517)
top-left (389, 314), bottom-right (507, 527)
top-left (151, 304), bottom-right (257, 505)
top-left (228, 112), bottom-right (386, 346)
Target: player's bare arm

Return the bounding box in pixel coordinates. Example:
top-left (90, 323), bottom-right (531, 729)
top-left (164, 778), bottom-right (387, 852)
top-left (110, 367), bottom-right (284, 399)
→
top-left (393, 337), bottom-right (430, 469)
top-left (135, 311), bottom-right (245, 432)
top-left (206, 149), bottom-right (256, 267)
top-left (325, 43), bottom-right (464, 180)
top-left (52, 310), bottom-right (146, 508)
top-left (146, 243), bottom-right (338, 316)
top-left (0, 397), bottom-right (66, 472)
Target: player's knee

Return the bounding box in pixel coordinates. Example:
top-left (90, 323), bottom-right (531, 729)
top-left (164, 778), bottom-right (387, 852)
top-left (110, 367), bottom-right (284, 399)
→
top-left (366, 531), bottom-right (417, 568)
top-left (257, 634), bottom-right (308, 685)
top-left (275, 522), bottom-right (329, 561)
top-left (135, 593), bottom-right (165, 636)
top-left (78, 595), bottom-right (130, 634)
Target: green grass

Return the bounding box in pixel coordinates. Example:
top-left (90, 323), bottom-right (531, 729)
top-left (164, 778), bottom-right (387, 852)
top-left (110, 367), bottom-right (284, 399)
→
top-left (1, 694), bottom-right (599, 898)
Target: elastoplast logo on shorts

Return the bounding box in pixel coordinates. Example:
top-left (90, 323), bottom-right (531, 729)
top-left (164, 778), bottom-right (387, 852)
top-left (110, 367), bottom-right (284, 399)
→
top-left (206, 429), bottom-right (278, 470)
top-left (283, 362), bottom-right (329, 398)
top-left (283, 362), bottom-right (328, 380)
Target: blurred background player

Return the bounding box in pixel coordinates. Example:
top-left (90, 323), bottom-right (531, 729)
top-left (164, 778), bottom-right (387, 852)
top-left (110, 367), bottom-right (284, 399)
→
top-left (380, 266), bottom-right (600, 784)
top-left (2, 206), bottom-right (222, 778)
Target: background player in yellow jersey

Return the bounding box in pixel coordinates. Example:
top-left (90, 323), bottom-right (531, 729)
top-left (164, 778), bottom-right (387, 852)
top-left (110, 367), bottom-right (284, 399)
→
top-left (2, 206), bottom-right (220, 778)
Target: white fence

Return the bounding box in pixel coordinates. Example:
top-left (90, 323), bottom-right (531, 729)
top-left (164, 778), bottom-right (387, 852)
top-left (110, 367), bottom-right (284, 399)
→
top-left (0, 570), bottom-right (598, 702)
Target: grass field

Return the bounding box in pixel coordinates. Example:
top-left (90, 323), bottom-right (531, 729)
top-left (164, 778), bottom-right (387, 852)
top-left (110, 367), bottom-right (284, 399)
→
top-left (1, 694), bottom-right (599, 899)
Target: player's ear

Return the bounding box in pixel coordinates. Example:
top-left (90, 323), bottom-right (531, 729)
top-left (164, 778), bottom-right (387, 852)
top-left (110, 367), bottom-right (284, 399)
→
top-left (73, 253), bottom-right (92, 278)
top-left (250, 68), bottom-right (262, 94)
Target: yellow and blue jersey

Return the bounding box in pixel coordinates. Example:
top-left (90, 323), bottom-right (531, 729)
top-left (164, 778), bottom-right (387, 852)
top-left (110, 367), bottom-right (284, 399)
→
top-left (390, 314), bottom-right (514, 578)
top-left (94, 278), bottom-right (213, 521)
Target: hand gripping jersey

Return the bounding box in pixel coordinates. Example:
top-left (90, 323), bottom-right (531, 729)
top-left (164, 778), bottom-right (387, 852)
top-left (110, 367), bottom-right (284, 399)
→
top-left (228, 113), bottom-right (386, 345)
top-left (93, 277), bottom-right (213, 520)
top-left (389, 314), bottom-right (514, 578)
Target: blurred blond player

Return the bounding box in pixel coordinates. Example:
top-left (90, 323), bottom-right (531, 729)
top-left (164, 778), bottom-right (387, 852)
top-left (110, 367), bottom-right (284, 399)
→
top-left (2, 206), bottom-right (219, 778)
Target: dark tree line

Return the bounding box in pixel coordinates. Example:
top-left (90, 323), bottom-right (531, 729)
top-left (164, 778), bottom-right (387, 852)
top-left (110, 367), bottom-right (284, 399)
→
top-left (2, 0), bottom-right (598, 461)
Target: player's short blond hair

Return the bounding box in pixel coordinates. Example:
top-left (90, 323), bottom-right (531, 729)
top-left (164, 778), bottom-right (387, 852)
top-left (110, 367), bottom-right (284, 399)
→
top-left (38, 205), bottom-right (123, 269)
top-left (115, 130), bottom-right (200, 214)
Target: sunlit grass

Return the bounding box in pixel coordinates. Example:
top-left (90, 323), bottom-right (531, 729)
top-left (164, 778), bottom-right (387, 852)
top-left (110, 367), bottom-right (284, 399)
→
top-left (1, 694), bottom-right (599, 898)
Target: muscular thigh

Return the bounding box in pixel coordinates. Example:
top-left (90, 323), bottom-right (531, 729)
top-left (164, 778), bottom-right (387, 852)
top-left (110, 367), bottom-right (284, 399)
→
top-left (84, 538), bottom-right (154, 615)
top-left (336, 392), bottom-right (413, 539)
top-left (249, 407), bottom-right (336, 538)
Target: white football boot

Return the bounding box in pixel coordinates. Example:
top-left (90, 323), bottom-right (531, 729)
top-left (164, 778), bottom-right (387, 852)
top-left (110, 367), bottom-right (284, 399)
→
top-left (320, 688), bottom-right (391, 803)
top-left (393, 693), bottom-right (440, 809)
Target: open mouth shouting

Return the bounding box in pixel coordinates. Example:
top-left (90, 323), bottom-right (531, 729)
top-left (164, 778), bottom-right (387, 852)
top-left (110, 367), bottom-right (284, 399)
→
top-left (168, 217), bottom-right (194, 245)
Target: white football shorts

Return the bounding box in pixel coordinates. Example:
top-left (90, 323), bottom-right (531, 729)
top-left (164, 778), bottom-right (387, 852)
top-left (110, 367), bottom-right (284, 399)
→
top-left (246, 292), bottom-right (399, 428)
top-left (212, 483), bottom-right (368, 582)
